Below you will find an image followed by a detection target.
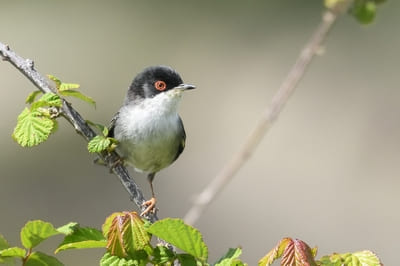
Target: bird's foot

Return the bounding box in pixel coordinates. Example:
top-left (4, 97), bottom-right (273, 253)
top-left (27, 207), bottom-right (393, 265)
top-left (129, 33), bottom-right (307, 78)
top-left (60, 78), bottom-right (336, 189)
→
top-left (140, 197), bottom-right (157, 216)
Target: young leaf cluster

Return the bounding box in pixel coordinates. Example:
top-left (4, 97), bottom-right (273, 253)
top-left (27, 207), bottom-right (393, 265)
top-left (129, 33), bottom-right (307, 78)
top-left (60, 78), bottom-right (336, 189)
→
top-left (0, 215), bottom-right (383, 266)
top-left (350, 0), bottom-right (386, 24)
top-left (13, 92), bottom-right (62, 147)
top-left (12, 75), bottom-right (96, 147)
top-left (86, 121), bottom-right (118, 153)
top-left (258, 237), bottom-right (382, 266)
top-left (0, 220), bottom-right (80, 265)
top-left (47, 75), bottom-right (95, 107)
top-left (324, 0), bottom-right (386, 24)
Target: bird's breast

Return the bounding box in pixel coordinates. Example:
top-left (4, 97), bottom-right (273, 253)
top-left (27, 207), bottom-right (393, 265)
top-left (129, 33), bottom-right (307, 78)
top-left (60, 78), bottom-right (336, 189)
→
top-left (113, 103), bottom-right (183, 173)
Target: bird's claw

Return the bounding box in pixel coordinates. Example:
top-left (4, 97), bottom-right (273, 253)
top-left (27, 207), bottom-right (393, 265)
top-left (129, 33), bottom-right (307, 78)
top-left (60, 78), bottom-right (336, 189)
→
top-left (140, 197), bottom-right (157, 216)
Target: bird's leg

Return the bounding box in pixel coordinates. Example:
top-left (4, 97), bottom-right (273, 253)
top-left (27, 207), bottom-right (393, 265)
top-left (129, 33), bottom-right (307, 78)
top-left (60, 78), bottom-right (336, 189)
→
top-left (141, 172), bottom-right (157, 216)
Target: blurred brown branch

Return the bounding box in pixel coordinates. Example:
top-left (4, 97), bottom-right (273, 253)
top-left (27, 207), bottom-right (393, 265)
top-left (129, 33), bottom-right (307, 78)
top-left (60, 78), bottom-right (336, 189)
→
top-left (184, 10), bottom-right (339, 225)
top-left (0, 42), bottom-right (158, 223)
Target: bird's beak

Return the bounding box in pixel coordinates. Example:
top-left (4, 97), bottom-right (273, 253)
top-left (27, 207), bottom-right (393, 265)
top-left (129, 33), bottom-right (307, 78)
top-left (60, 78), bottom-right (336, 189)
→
top-left (175, 84), bottom-right (196, 91)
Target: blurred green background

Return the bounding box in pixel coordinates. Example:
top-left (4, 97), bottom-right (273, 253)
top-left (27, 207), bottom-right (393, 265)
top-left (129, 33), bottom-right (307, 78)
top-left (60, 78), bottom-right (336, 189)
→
top-left (1, 0), bottom-right (399, 265)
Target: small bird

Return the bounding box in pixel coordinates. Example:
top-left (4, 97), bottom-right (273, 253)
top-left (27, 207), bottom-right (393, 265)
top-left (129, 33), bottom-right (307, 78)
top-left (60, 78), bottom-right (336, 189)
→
top-left (109, 65), bottom-right (195, 215)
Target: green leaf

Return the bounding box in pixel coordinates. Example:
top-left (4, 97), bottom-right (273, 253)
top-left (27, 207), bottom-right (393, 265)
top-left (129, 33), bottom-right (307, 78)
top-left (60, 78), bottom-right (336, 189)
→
top-left (147, 218), bottom-right (208, 262)
top-left (100, 251), bottom-right (146, 266)
top-left (215, 247), bottom-right (244, 266)
top-left (59, 89), bottom-right (95, 107)
top-left (176, 254), bottom-right (197, 266)
top-left (352, 0), bottom-right (377, 24)
top-left (13, 108), bottom-right (55, 147)
top-left (102, 212), bottom-right (124, 237)
top-left (20, 220), bottom-right (59, 249)
top-left (56, 222), bottom-right (79, 235)
top-left (59, 83), bottom-right (80, 91)
top-left (352, 250), bottom-right (381, 265)
top-left (30, 93), bottom-right (62, 112)
top-left (25, 90), bottom-right (43, 104)
top-left (106, 212), bottom-right (151, 258)
top-left (25, 251), bottom-right (63, 266)
top-left (151, 246), bottom-right (175, 265)
top-left (258, 238), bottom-right (317, 266)
top-left (47, 75), bottom-right (62, 89)
top-left (0, 235), bottom-right (16, 266)
top-left (88, 136), bottom-right (111, 153)
top-left (38, 93), bottom-right (62, 107)
top-left (55, 226), bottom-right (106, 253)
top-left (0, 234), bottom-right (10, 250)
top-left (0, 247), bottom-right (26, 258)
top-left (318, 250), bottom-right (381, 266)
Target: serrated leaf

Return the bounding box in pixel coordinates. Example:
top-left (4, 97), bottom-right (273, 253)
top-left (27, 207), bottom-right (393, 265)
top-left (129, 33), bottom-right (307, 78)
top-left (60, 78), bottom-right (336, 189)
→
top-left (47, 75), bottom-right (62, 89)
top-left (281, 239), bottom-right (317, 266)
top-left (258, 238), bottom-right (291, 266)
top-left (59, 83), bottom-right (80, 91)
top-left (60, 89), bottom-right (95, 107)
top-left (106, 212), bottom-right (151, 258)
top-left (100, 251), bottom-right (146, 266)
top-left (20, 220), bottom-right (59, 249)
top-left (352, 250), bottom-right (381, 265)
top-left (0, 234), bottom-right (10, 250)
top-left (147, 218), bottom-right (208, 262)
top-left (57, 222), bottom-right (79, 235)
top-left (318, 250), bottom-right (381, 266)
top-left (0, 247), bottom-right (26, 258)
top-left (25, 90), bottom-right (43, 104)
top-left (102, 212), bottom-right (124, 237)
top-left (215, 247), bottom-right (244, 266)
top-left (88, 136), bottom-right (111, 153)
top-left (13, 108), bottom-right (55, 147)
top-left (55, 226), bottom-right (106, 253)
top-left (25, 251), bottom-right (63, 266)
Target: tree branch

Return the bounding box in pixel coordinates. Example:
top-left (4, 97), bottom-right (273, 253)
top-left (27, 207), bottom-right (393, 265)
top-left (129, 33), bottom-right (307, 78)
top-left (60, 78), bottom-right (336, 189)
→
top-left (0, 42), bottom-right (158, 223)
top-left (184, 10), bottom-right (339, 225)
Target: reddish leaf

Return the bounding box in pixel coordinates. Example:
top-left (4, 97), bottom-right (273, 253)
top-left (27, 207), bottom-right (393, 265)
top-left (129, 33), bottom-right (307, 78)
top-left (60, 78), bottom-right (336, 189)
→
top-left (105, 212), bottom-right (151, 258)
top-left (106, 214), bottom-right (127, 258)
top-left (281, 239), bottom-right (317, 266)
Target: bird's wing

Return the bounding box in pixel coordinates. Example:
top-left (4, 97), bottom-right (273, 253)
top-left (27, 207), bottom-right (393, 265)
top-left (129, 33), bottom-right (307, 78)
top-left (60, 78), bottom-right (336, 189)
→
top-left (173, 116), bottom-right (186, 162)
top-left (108, 112), bottom-right (119, 138)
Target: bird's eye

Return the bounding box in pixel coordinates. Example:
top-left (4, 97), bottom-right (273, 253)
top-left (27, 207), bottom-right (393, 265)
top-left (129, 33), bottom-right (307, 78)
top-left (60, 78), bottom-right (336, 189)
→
top-left (154, 80), bottom-right (167, 91)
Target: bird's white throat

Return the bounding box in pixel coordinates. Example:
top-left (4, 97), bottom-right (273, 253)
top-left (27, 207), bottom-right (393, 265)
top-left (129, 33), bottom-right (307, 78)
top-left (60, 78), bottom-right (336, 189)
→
top-left (119, 88), bottom-right (183, 132)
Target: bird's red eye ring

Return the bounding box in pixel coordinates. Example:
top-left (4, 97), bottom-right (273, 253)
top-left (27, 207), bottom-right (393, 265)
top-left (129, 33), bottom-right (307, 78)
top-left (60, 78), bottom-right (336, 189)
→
top-left (154, 80), bottom-right (167, 91)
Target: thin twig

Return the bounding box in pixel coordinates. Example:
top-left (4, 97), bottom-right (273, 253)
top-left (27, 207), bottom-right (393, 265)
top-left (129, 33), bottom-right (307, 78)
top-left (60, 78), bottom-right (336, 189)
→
top-left (184, 10), bottom-right (339, 225)
top-left (0, 42), bottom-right (158, 223)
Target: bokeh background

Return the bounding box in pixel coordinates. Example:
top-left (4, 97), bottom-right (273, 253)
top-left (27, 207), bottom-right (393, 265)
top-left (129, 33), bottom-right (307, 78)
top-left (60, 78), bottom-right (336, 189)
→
top-left (1, 0), bottom-right (399, 265)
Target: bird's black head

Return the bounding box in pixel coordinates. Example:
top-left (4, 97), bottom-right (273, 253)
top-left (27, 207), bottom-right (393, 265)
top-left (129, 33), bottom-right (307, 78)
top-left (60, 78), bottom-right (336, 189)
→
top-left (126, 65), bottom-right (194, 102)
